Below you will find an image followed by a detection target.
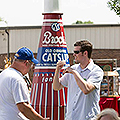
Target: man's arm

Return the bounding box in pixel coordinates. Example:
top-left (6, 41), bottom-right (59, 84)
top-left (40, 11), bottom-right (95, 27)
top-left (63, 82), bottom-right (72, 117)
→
top-left (17, 102), bottom-right (50, 120)
top-left (65, 67), bottom-right (95, 94)
top-left (53, 61), bottom-right (65, 91)
top-left (72, 69), bottom-right (95, 94)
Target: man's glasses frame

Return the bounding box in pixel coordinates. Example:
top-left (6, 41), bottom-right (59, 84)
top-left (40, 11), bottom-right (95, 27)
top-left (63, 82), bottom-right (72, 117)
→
top-left (74, 50), bottom-right (83, 54)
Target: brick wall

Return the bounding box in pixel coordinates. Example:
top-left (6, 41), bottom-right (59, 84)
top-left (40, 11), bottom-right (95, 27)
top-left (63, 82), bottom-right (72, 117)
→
top-left (92, 49), bottom-right (120, 67)
top-left (0, 49), bottom-right (120, 81)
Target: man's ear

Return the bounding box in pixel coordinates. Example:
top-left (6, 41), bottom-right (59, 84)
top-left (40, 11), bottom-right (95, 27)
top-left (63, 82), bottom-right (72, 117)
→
top-left (84, 51), bottom-right (88, 56)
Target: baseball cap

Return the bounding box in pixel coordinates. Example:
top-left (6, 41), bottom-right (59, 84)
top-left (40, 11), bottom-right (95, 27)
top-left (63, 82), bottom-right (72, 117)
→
top-left (14, 47), bottom-right (39, 64)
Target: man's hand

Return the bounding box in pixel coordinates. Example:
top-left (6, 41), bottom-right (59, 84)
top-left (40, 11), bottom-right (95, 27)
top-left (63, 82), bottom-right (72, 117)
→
top-left (63, 67), bottom-right (74, 74)
top-left (56, 61), bottom-right (66, 70)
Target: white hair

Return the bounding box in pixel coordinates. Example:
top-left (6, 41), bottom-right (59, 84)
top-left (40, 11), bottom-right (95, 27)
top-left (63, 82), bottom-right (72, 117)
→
top-left (96, 108), bottom-right (120, 120)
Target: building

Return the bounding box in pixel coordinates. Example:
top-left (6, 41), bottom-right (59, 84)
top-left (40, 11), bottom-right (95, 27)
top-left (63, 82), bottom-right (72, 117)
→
top-left (0, 24), bottom-right (120, 76)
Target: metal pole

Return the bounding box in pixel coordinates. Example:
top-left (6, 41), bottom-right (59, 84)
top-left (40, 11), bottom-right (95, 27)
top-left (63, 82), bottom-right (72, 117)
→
top-left (5, 29), bottom-right (9, 61)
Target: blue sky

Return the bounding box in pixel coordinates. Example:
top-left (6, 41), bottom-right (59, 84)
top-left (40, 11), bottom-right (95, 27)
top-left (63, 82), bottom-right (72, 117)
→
top-left (0, 0), bottom-right (120, 26)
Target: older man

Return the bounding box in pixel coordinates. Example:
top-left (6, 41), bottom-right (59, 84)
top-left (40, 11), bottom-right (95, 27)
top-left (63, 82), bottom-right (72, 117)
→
top-left (0, 47), bottom-right (49, 120)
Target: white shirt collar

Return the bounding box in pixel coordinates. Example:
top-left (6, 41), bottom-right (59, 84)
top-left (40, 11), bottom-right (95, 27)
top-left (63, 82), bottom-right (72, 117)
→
top-left (80, 59), bottom-right (94, 71)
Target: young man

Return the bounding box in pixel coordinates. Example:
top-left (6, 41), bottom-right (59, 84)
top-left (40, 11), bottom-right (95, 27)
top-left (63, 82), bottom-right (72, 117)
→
top-left (0, 47), bottom-right (49, 120)
top-left (53, 40), bottom-right (103, 120)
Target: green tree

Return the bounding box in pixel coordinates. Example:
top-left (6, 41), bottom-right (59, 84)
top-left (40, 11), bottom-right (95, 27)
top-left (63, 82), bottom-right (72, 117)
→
top-left (72, 20), bottom-right (93, 24)
top-left (107, 0), bottom-right (120, 16)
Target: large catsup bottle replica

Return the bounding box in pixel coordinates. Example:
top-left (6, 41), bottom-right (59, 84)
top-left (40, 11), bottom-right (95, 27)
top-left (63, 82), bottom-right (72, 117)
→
top-left (30, 0), bottom-right (70, 120)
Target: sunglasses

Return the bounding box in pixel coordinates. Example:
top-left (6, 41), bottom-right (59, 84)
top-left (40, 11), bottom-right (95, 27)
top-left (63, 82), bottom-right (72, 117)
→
top-left (74, 50), bottom-right (82, 54)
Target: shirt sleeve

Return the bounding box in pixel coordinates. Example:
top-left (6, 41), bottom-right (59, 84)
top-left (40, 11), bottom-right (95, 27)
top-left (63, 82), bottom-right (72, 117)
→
top-left (87, 67), bottom-right (104, 89)
top-left (12, 79), bottom-right (30, 104)
top-left (60, 73), bottom-right (70, 87)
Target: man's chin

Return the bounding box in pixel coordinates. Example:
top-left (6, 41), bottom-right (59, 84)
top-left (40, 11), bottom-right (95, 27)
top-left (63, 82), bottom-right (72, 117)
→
top-left (74, 60), bottom-right (79, 64)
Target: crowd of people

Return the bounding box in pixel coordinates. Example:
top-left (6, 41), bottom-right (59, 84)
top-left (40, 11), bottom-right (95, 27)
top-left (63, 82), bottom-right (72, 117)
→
top-left (0, 40), bottom-right (119, 120)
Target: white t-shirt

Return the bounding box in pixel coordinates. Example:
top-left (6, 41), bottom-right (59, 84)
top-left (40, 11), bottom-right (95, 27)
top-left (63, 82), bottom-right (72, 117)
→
top-left (0, 67), bottom-right (30, 120)
top-left (60, 60), bottom-right (103, 120)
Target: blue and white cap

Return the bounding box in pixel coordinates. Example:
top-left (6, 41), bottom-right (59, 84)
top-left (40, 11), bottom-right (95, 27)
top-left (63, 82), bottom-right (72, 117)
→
top-left (15, 47), bottom-right (39, 64)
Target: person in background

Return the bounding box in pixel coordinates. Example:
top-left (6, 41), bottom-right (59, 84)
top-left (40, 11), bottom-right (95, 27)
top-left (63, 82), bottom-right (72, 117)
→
top-left (95, 108), bottom-right (120, 120)
top-left (0, 47), bottom-right (49, 120)
top-left (53, 40), bottom-right (103, 120)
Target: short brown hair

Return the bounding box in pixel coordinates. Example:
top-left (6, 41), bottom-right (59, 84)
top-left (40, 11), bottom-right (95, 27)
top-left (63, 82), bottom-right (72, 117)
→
top-left (74, 40), bottom-right (93, 58)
